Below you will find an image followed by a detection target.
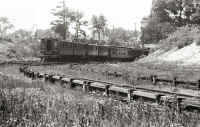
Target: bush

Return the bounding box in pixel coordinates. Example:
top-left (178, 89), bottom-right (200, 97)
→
top-left (6, 39), bottom-right (40, 59)
top-left (160, 25), bottom-right (200, 49)
top-left (0, 74), bottom-right (200, 127)
top-left (195, 36), bottom-right (200, 45)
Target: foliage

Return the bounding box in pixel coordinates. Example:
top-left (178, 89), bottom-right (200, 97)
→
top-left (34, 29), bottom-right (60, 39)
top-left (0, 72), bottom-right (200, 127)
top-left (160, 25), bottom-right (200, 49)
top-left (153, 0), bottom-right (200, 26)
top-left (141, 0), bottom-right (200, 44)
top-left (191, 8), bottom-right (200, 24)
top-left (11, 29), bottom-right (33, 41)
top-left (91, 15), bottom-right (107, 41)
top-left (141, 18), bottom-right (176, 44)
top-left (70, 11), bottom-right (88, 40)
top-left (7, 40), bottom-right (40, 59)
top-left (0, 17), bottom-right (14, 39)
top-left (106, 27), bottom-right (139, 46)
top-left (51, 1), bottom-right (73, 39)
top-left (0, 65), bottom-right (200, 127)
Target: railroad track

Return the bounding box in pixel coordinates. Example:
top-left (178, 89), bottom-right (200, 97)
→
top-left (19, 65), bottom-right (200, 112)
top-left (0, 60), bottom-right (72, 66)
top-left (138, 75), bottom-right (200, 90)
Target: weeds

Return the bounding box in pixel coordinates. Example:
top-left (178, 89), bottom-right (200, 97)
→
top-left (0, 66), bottom-right (199, 127)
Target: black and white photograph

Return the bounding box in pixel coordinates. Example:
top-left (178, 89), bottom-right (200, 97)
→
top-left (0, 0), bottom-right (200, 126)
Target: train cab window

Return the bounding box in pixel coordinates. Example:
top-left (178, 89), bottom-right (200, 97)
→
top-left (47, 39), bottom-right (52, 51)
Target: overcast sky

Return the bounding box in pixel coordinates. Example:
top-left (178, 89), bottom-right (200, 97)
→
top-left (0, 0), bottom-right (152, 31)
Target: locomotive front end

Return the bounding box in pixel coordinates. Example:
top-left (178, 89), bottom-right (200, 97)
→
top-left (40, 38), bottom-right (59, 62)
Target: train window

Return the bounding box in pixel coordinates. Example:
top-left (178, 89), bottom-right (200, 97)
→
top-left (47, 39), bottom-right (52, 51)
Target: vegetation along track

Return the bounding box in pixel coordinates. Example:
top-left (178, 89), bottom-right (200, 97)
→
top-left (19, 64), bottom-right (200, 112)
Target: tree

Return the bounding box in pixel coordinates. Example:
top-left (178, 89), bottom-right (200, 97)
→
top-left (34, 29), bottom-right (60, 39)
top-left (51, 0), bottom-right (73, 40)
top-left (105, 27), bottom-right (140, 46)
top-left (152, 0), bottom-right (200, 26)
top-left (0, 17), bottom-right (14, 39)
top-left (70, 11), bottom-right (88, 40)
top-left (91, 15), bottom-right (107, 41)
top-left (141, 16), bottom-right (176, 44)
top-left (151, 0), bottom-right (172, 23)
top-left (12, 29), bottom-right (32, 40)
top-left (140, 0), bottom-right (200, 44)
top-left (91, 15), bottom-right (99, 40)
top-left (191, 8), bottom-right (200, 24)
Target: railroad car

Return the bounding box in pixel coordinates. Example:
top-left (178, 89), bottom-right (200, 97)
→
top-left (87, 44), bottom-right (98, 58)
top-left (110, 46), bottom-right (131, 59)
top-left (59, 40), bottom-right (74, 56)
top-left (98, 45), bottom-right (110, 60)
top-left (40, 38), bottom-right (149, 62)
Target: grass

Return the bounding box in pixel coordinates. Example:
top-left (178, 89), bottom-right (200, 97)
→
top-left (0, 64), bottom-right (200, 126)
top-left (160, 25), bottom-right (200, 49)
top-left (29, 61), bottom-right (200, 98)
top-left (0, 79), bottom-right (200, 127)
top-left (31, 61), bottom-right (200, 85)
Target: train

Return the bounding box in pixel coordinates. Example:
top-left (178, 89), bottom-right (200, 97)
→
top-left (40, 38), bottom-right (149, 62)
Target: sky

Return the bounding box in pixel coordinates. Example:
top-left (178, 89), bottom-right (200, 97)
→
top-left (0, 0), bottom-right (152, 31)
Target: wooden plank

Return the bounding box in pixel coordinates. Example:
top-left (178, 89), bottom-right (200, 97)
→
top-left (133, 91), bottom-right (158, 99)
top-left (72, 79), bottom-right (84, 85)
top-left (182, 99), bottom-right (200, 108)
top-left (61, 77), bottom-right (71, 82)
top-left (52, 75), bottom-right (61, 80)
top-left (109, 86), bottom-right (130, 93)
top-left (90, 82), bottom-right (108, 89)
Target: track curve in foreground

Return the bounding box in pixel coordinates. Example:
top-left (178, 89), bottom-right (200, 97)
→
top-left (19, 65), bottom-right (200, 112)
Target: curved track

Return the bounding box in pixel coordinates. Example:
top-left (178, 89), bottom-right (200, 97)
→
top-left (19, 64), bottom-right (200, 112)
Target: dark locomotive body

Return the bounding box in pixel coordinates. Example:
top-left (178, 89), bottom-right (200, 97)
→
top-left (40, 38), bottom-right (149, 62)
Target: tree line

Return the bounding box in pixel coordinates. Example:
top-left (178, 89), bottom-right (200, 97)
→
top-left (141, 0), bottom-right (200, 44)
top-left (0, 0), bottom-right (139, 46)
top-left (50, 0), bottom-right (139, 45)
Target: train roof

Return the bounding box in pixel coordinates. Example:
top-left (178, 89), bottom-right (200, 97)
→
top-left (41, 38), bottom-right (144, 50)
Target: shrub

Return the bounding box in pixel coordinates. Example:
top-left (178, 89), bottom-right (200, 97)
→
top-left (195, 36), bottom-right (200, 46)
top-left (160, 25), bottom-right (200, 49)
top-left (6, 39), bottom-right (40, 59)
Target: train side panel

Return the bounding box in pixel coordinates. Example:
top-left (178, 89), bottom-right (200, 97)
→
top-left (59, 41), bottom-right (74, 56)
top-left (87, 44), bottom-right (98, 56)
top-left (40, 38), bottom-right (149, 62)
top-left (98, 45), bottom-right (110, 57)
top-left (73, 43), bottom-right (87, 56)
top-left (116, 47), bottom-right (129, 59)
top-left (128, 48), bottom-right (148, 59)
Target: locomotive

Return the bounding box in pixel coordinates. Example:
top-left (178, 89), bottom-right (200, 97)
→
top-left (40, 38), bottom-right (149, 62)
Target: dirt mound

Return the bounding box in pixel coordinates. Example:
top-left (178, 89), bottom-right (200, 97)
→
top-left (139, 43), bottom-right (200, 66)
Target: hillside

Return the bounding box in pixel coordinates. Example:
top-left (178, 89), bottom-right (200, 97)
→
top-left (138, 25), bottom-right (200, 66)
top-left (139, 43), bottom-right (200, 66)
